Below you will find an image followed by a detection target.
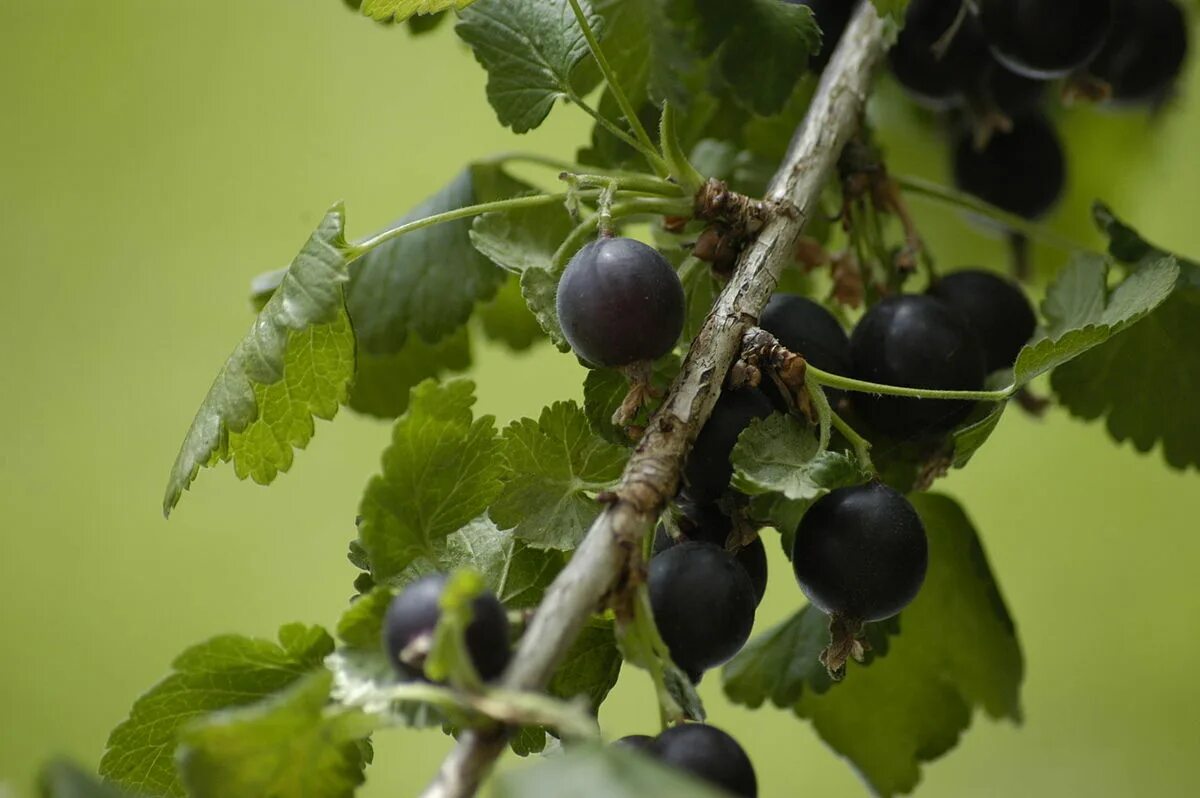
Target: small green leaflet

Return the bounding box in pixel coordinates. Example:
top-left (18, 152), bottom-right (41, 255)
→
top-left (582, 355), bottom-right (680, 445)
top-left (357, 380), bottom-right (505, 581)
top-left (490, 401), bottom-right (628, 549)
top-left (39, 761), bottom-right (135, 798)
top-left (491, 744), bottom-right (731, 798)
top-left (724, 493), bottom-right (1023, 797)
top-left (1012, 253), bottom-right (1179, 384)
top-left (347, 164), bottom-right (522, 354)
top-left (337, 586), bottom-right (396, 651)
top-left (357, 0), bottom-right (474, 23)
top-left (547, 618), bottom-right (623, 711)
top-left (870, 0), bottom-right (910, 21)
top-left (456, 0), bottom-right (604, 133)
top-left (100, 624), bottom-right (334, 797)
top-left (164, 206), bottom-right (354, 516)
top-left (348, 326), bottom-right (471, 419)
top-left (478, 275), bottom-right (546, 351)
top-left (177, 671), bottom-right (374, 798)
top-left (947, 401), bottom-right (1007, 469)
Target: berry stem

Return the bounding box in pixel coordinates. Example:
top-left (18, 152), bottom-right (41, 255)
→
top-left (806, 363), bottom-right (1013, 402)
top-left (565, 0), bottom-right (668, 178)
top-left (551, 196), bottom-right (694, 269)
top-left (829, 408), bottom-right (874, 473)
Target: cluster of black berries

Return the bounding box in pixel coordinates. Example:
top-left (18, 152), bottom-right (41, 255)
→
top-left (807, 0), bottom-right (1190, 221)
top-left (615, 724), bottom-right (758, 797)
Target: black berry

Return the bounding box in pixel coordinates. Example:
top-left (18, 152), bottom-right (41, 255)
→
top-left (978, 0), bottom-right (1115, 79)
top-left (382, 574), bottom-right (510, 681)
top-left (928, 269), bottom-right (1037, 373)
top-left (654, 497), bottom-right (768, 604)
top-left (612, 734), bottom-right (656, 753)
top-left (648, 542), bottom-right (757, 678)
top-left (791, 483), bottom-right (928, 622)
top-left (889, 0), bottom-right (989, 107)
top-left (759, 293), bottom-right (852, 408)
top-left (970, 59), bottom-right (1049, 120)
top-left (1089, 0), bottom-right (1189, 104)
top-left (683, 388), bottom-right (774, 503)
top-left (652, 724), bottom-right (758, 798)
top-left (952, 113), bottom-right (1065, 220)
top-left (556, 237), bottom-right (685, 367)
top-left (789, 0), bottom-right (854, 70)
top-left (849, 294), bottom-right (986, 438)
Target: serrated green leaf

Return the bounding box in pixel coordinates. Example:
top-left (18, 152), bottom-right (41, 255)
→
top-left (358, 0), bottom-right (473, 23)
top-left (478, 274), bottom-right (546, 351)
top-left (582, 354), bottom-right (681, 444)
top-left (39, 761), bottom-right (134, 798)
top-left (469, 197), bottom-right (575, 276)
top-left (1052, 286), bottom-right (1200, 470)
top-left (593, 0), bottom-right (696, 109)
top-left (164, 206), bottom-right (355, 516)
top-left (347, 165), bottom-right (524, 354)
top-left (348, 325), bottom-right (472, 419)
top-left (357, 380), bottom-right (505, 580)
top-left (519, 267), bottom-right (570, 350)
top-left (337, 587), bottom-right (396, 651)
top-left (731, 413), bottom-right (865, 501)
top-left (948, 402), bottom-right (1007, 469)
top-left (490, 402), bottom-right (627, 549)
top-left (1012, 254), bottom-right (1179, 384)
top-left (177, 671), bottom-right (373, 798)
top-left (547, 619), bottom-right (623, 710)
top-left (491, 744), bottom-right (731, 798)
top-left (456, 0), bottom-right (604, 133)
top-left (783, 493), bottom-right (1022, 797)
top-left (100, 625), bottom-right (333, 797)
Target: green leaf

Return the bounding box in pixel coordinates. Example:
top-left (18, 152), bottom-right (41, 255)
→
top-left (164, 206), bottom-right (355, 516)
top-left (100, 624), bottom-right (334, 797)
top-left (478, 275), bottom-right (546, 351)
top-left (520, 267), bottom-right (570, 350)
top-left (490, 401), bottom-right (628, 549)
top-left (491, 744), bottom-right (730, 798)
top-left (39, 761), bottom-right (135, 798)
top-left (348, 325), bottom-right (472, 419)
top-left (357, 0), bottom-right (474, 24)
top-left (325, 648), bottom-right (446, 728)
top-left (1052, 285), bottom-right (1200, 470)
top-left (456, 0), bottom-right (604, 133)
top-left (469, 199), bottom-right (575, 277)
top-left (582, 354), bottom-right (680, 445)
top-left (731, 414), bottom-right (865, 501)
top-left (425, 569), bottom-right (488, 686)
top-left (347, 165), bottom-right (523, 354)
top-left (337, 587), bottom-right (396, 651)
top-left (678, 256), bottom-right (719, 345)
top-left (547, 619), bottom-right (623, 711)
top-left (1012, 254), bottom-right (1179, 384)
top-left (357, 379), bottom-right (505, 581)
top-left (177, 671), bottom-right (373, 798)
top-left (593, 0), bottom-right (696, 109)
top-left (948, 402), bottom-right (1007, 469)
top-left (733, 493), bottom-right (1022, 798)
top-left (871, 0), bottom-right (909, 21)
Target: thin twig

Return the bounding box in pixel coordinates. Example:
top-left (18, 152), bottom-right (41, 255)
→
top-left (417, 4), bottom-right (890, 796)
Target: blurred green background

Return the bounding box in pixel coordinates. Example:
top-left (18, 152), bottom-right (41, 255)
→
top-left (2, 2), bottom-right (1200, 796)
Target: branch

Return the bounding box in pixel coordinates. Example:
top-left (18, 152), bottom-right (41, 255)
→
top-left (418, 5), bottom-right (890, 796)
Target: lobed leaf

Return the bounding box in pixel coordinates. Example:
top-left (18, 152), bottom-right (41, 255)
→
top-left (164, 207), bottom-right (355, 516)
top-left (356, 380), bottom-right (505, 581)
top-left (593, 0), bottom-right (696, 109)
top-left (490, 401), bottom-right (628, 549)
top-left (477, 274), bottom-right (549, 351)
top-left (100, 625), bottom-right (334, 797)
top-left (357, 0), bottom-right (474, 23)
top-left (39, 761), bottom-right (135, 798)
top-left (348, 326), bottom-right (472, 419)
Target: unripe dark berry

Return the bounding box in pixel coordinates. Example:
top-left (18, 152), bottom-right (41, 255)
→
top-left (1089, 0), bottom-right (1189, 104)
top-left (654, 497), bottom-right (768, 604)
top-left (849, 294), bottom-right (986, 438)
top-left (382, 574), bottom-right (510, 681)
top-left (792, 483), bottom-right (928, 622)
top-left (889, 0), bottom-right (989, 107)
top-left (683, 388), bottom-right (774, 503)
top-left (556, 237), bottom-right (685, 367)
top-left (928, 269), bottom-right (1037, 373)
top-left (978, 0), bottom-right (1115, 79)
top-left (648, 542), bottom-right (757, 679)
top-left (652, 724), bottom-right (758, 798)
top-left (952, 113), bottom-right (1065, 220)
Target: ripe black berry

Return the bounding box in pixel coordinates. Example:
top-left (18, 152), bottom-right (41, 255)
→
top-left (1089, 0), bottom-right (1189, 104)
top-left (654, 497), bottom-right (768, 604)
top-left (789, 0), bottom-right (854, 70)
top-left (683, 388), bottom-right (774, 503)
top-left (970, 59), bottom-right (1049, 120)
top-left (928, 269), bottom-right (1037, 372)
top-left (759, 294), bottom-right (852, 407)
top-left (952, 113), bottom-right (1065, 220)
top-left (612, 734), bottom-right (656, 753)
top-left (888, 0), bottom-right (989, 107)
top-left (652, 724), bottom-right (758, 798)
top-left (792, 483), bottom-right (928, 622)
top-left (556, 237), bottom-right (685, 367)
top-left (382, 574), bottom-right (510, 681)
top-left (648, 542), bottom-right (757, 679)
top-left (978, 0), bottom-right (1115, 79)
top-left (849, 294), bottom-right (986, 437)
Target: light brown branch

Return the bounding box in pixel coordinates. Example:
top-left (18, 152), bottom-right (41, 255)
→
top-left (419, 4), bottom-right (889, 795)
